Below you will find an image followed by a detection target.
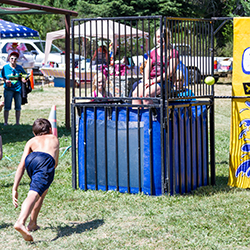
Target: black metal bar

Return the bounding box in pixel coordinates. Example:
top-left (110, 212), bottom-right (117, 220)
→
top-left (119, 20), bottom-right (121, 97)
top-left (210, 22), bottom-right (216, 185)
top-left (115, 107), bottom-right (119, 191)
top-left (84, 21), bottom-right (87, 97)
top-left (189, 106), bottom-right (194, 190)
top-left (94, 107), bottom-right (98, 190)
top-left (112, 20), bottom-right (116, 97)
top-left (137, 108), bottom-right (142, 192)
top-left (205, 106), bottom-right (209, 185)
top-left (204, 21), bottom-right (208, 96)
top-left (171, 107), bottom-right (176, 194)
top-left (104, 107), bottom-right (108, 191)
top-left (195, 105), bottom-right (199, 187)
top-left (160, 101), bottom-right (165, 195)
top-left (213, 19), bottom-right (231, 36)
top-left (169, 101), bottom-right (211, 108)
top-left (149, 108), bottom-right (153, 195)
top-left (166, 106), bottom-right (171, 195)
top-left (84, 106), bottom-right (87, 191)
top-left (71, 104), bottom-right (77, 189)
top-left (200, 105), bottom-right (204, 186)
top-left (90, 20), bottom-right (93, 96)
top-left (126, 107), bottom-right (130, 193)
top-left (74, 16), bottom-right (162, 22)
top-left (124, 19), bottom-right (128, 96)
top-left (107, 20), bottom-right (110, 95)
top-left (130, 20), bottom-right (133, 94)
top-left (199, 21), bottom-right (201, 96)
top-left (184, 106), bottom-right (188, 193)
top-left (178, 107), bottom-right (182, 194)
top-left (71, 19), bottom-right (75, 101)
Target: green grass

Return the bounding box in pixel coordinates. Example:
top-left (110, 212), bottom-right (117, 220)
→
top-left (0, 83), bottom-right (250, 249)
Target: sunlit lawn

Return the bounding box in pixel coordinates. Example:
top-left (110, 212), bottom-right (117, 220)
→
top-left (0, 80), bottom-right (250, 250)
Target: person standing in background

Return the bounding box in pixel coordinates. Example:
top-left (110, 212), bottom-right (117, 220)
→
top-left (0, 51), bottom-right (27, 125)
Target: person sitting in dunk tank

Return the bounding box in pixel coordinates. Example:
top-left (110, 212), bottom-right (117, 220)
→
top-left (132, 27), bottom-right (179, 105)
top-left (91, 72), bottom-right (113, 98)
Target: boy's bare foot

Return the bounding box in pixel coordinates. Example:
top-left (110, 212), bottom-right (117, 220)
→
top-left (14, 222), bottom-right (33, 241)
top-left (27, 224), bottom-right (40, 232)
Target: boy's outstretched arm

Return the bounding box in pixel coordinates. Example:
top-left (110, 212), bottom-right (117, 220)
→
top-left (12, 141), bottom-right (32, 208)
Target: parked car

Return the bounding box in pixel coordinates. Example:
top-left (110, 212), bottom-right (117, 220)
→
top-left (0, 39), bottom-right (64, 72)
top-left (0, 39), bottom-right (82, 74)
top-left (173, 43), bottom-right (233, 83)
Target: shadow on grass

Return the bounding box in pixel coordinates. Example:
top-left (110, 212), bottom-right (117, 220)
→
top-left (216, 82), bottom-right (232, 86)
top-left (0, 124), bottom-right (70, 145)
top-left (0, 181), bottom-right (29, 188)
top-left (0, 222), bottom-right (12, 229)
top-left (50, 219), bottom-right (104, 241)
top-left (189, 175), bottom-right (250, 197)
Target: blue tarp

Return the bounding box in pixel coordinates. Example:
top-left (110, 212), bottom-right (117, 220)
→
top-left (0, 19), bottom-right (39, 38)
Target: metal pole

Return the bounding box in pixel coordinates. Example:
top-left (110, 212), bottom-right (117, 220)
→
top-left (71, 104), bottom-right (77, 189)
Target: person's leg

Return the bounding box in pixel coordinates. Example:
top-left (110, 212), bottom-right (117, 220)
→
top-left (14, 92), bottom-right (21, 125)
top-left (27, 189), bottom-right (48, 232)
top-left (3, 89), bottom-right (13, 125)
top-left (14, 190), bottom-right (40, 241)
top-left (132, 82), bottom-right (144, 105)
top-left (4, 110), bottom-right (9, 125)
top-left (15, 110), bottom-right (21, 125)
top-left (143, 83), bottom-right (161, 105)
top-left (129, 81), bottom-right (139, 97)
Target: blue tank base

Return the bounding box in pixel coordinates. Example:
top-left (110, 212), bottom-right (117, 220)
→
top-left (81, 184), bottom-right (143, 194)
top-left (77, 104), bottom-right (209, 196)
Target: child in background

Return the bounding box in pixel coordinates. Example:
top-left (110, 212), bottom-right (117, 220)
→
top-left (92, 73), bottom-right (112, 98)
top-left (12, 118), bottom-right (59, 241)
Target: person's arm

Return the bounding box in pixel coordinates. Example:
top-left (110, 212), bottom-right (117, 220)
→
top-left (153, 49), bottom-right (179, 84)
top-left (12, 140), bottom-right (32, 208)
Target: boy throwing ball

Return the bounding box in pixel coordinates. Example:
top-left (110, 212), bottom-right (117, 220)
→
top-left (12, 118), bottom-right (59, 241)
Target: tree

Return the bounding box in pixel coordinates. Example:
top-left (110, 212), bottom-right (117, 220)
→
top-left (75, 0), bottom-right (195, 19)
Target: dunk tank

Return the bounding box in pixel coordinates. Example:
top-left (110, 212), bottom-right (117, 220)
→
top-left (71, 16), bottom-right (216, 195)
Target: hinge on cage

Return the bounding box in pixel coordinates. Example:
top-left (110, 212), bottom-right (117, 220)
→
top-left (77, 106), bottom-right (82, 117)
top-left (107, 106), bottom-right (112, 120)
top-left (152, 108), bottom-right (158, 121)
top-left (163, 117), bottom-right (167, 130)
top-left (209, 47), bottom-right (214, 53)
top-left (164, 178), bottom-right (169, 193)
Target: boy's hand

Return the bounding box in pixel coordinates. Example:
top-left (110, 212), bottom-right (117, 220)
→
top-left (12, 190), bottom-right (18, 208)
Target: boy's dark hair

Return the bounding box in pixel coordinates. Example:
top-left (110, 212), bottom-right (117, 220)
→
top-left (32, 118), bottom-right (51, 136)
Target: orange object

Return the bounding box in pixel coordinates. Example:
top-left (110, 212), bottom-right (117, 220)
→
top-left (48, 105), bottom-right (57, 137)
top-left (30, 69), bottom-right (34, 89)
top-left (214, 59), bottom-right (217, 70)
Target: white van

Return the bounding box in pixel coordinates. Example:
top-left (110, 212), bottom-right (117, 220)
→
top-left (0, 39), bottom-right (64, 71)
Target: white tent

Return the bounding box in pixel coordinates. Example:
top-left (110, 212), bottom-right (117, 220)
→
top-left (44, 19), bottom-right (149, 64)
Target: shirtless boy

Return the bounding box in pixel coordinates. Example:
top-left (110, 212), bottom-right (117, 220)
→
top-left (12, 118), bottom-right (59, 241)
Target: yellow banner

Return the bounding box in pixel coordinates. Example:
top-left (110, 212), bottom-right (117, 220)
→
top-left (229, 17), bottom-right (250, 188)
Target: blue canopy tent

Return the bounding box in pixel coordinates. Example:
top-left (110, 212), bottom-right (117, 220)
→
top-left (0, 19), bottom-right (39, 38)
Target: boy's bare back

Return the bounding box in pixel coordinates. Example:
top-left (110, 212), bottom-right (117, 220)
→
top-left (27, 134), bottom-right (59, 167)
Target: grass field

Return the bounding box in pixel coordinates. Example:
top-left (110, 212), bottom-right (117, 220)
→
top-left (1, 79), bottom-right (250, 250)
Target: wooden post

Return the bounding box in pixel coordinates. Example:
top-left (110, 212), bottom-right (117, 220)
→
top-left (65, 14), bottom-right (71, 129)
